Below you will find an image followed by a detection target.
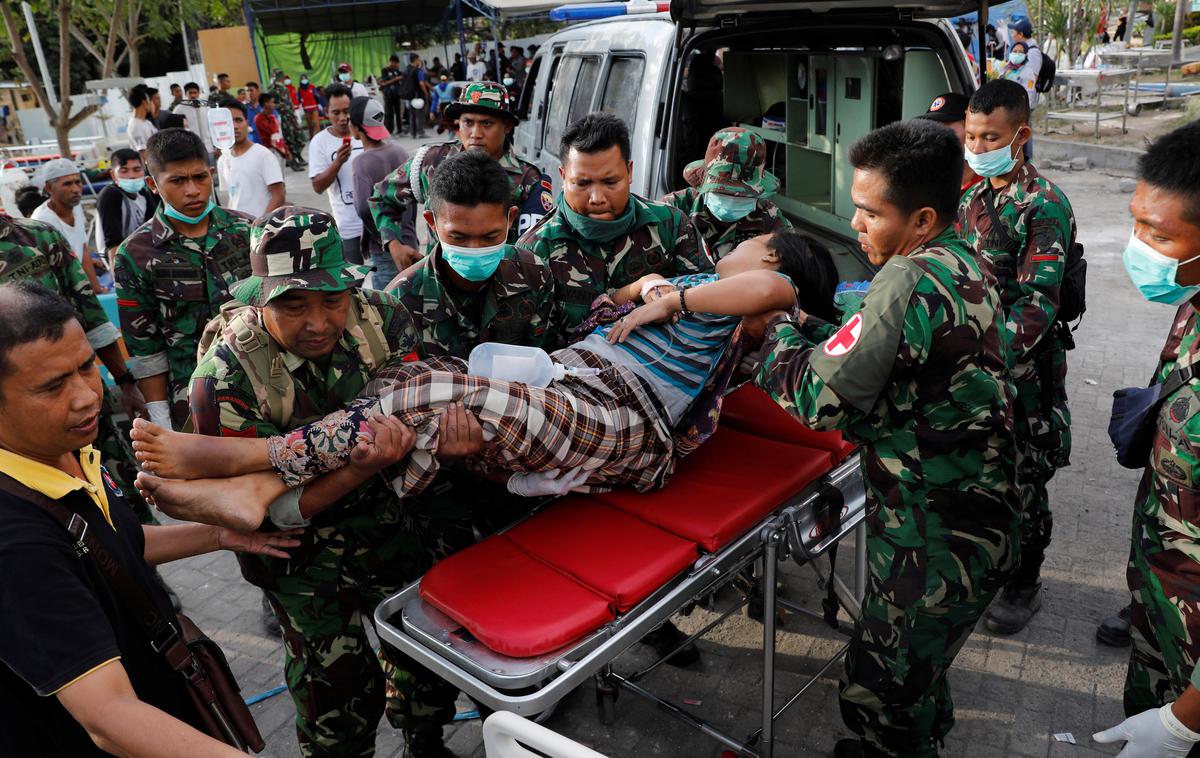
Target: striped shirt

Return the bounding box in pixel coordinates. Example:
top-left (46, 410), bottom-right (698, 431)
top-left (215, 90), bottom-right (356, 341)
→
top-left (578, 273), bottom-right (741, 426)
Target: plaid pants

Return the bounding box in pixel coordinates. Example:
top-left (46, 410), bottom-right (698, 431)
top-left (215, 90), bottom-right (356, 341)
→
top-left (268, 352), bottom-right (676, 498)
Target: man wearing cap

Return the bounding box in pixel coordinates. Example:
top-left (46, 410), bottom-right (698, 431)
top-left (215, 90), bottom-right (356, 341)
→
top-left (916, 92), bottom-right (981, 193)
top-left (349, 95), bottom-right (411, 288)
top-left (335, 62), bottom-right (369, 99)
top-left (31, 158), bottom-right (105, 295)
top-left (370, 81), bottom-right (550, 271)
top-left (269, 69), bottom-right (308, 171)
top-left (660, 126), bottom-right (791, 259)
top-left (114, 128), bottom-right (254, 432)
top-left (188, 206), bottom-right (460, 758)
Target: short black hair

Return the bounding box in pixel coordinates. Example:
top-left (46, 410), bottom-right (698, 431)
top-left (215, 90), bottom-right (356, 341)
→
top-left (14, 185), bottom-right (46, 217)
top-left (246, 81), bottom-right (259, 89)
top-left (410, 53), bottom-right (420, 64)
top-left (184, 81), bottom-right (200, 93)
top-left (258, 92), bottom-right (275, 107)
top-left (170, 83), bottom-right (182, 91)
top-left (146, 87), bottom-right (159, 98)
top-left (0, 282), bottom-right (80, 384)
top-left (223, 98), bottom-right (247, 117)
top-left (1140, 121), bottom-right (1200, 226)
top-left (144, 128), bottom-right (208, 176)
top-left (768, 232), bottom-right (840, 324)
top-left (560, 112), bottom-right (631, 162)
top-left (848, 120), bottom-right (962, 224)
top-left (128, 83), bottom-right (150, 109)
top-left (110, 148), bottom-right (141, 168)
top-left (325, 83), bottom-right (352, 103)
top-left (390, 54), bottom-right (401, 63)
top-left (968, 78), bottom-right (1031, 126)
top-left (217, 73), bottom-right (230, 81)
top-left (428, 150), bottom-right (513, 212)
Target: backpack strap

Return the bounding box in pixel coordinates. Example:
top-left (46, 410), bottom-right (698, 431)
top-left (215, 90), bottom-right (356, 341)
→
top-left (226, 312), bottom-right (295, 430)
top-left (350, 295), bottom-right (392, 373)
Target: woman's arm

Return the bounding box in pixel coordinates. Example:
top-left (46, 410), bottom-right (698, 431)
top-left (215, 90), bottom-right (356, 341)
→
top-left (142, 523), bottom-right (300, 566)
top-left (610, 274), bottom-right (676, 306)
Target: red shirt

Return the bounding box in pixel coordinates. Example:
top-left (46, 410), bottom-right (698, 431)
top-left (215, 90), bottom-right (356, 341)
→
top-left (298, 87), bottom-right (318, 110)
top-left (285, 84), bottom-right (299, 107)
top-left (254, 111), bottom-right (288, 157)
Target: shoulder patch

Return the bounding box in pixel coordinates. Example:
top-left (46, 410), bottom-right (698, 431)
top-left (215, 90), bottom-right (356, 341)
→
top-left (541, 191), bottom-right (554, 212)
top-left (823, 312), bottom-right (864, 357)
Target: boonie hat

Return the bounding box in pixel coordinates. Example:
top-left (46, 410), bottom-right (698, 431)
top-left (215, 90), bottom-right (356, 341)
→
top-left (917, 92), bottom-right (970, 123)
top-left (444, 82), bottom-right (518, 125)
top-left (683, 127), bottom-right (778, 199)
top-left (349, 96), bottom-right (389, 142)
top-left (231, 207), bottom-right (371, 306)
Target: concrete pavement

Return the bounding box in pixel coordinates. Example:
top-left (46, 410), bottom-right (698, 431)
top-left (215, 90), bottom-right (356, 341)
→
top-left (168, 151), bottom-right (1162, 757)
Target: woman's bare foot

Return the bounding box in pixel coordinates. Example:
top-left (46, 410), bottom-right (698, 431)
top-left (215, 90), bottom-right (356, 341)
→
top-left (135, 471), bottom-right (289, 532)
top-left (130, 418), bottom-right (271, 479)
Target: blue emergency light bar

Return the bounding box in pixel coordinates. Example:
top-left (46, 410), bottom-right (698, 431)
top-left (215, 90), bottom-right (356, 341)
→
top-left (549, 1), bottom-right (671, 21)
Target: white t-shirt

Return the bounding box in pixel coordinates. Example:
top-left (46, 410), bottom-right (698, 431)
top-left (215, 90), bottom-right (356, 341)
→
top-left (127, 115), bottom-right (157, 151)
top-left (350, 81), bottom-right (369, 99)
top-left (218, 142), bottom-right (284, 219)
top-left (307, 128), bottom-right (363, 239)
top-left (466, 61), bottom-right (487, 81)
top-left (31, 202), bottom-right (89, 257)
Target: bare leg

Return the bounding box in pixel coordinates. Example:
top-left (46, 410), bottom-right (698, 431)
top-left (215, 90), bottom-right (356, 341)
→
top-left (135, 471), bottom-right (287, 531)
top-left (130, 418), bottom-right (271, 479)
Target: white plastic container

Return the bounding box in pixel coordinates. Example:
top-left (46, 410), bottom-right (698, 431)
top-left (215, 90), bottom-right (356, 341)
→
top-left (469, 343), bottom-right (565, 387)
top-left (207, 107), bottom-right (236, 150)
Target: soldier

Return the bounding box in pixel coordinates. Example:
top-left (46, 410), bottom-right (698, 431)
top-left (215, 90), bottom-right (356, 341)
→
top-left (660, 126), bottom-right (791, 259)
top-left (1092, 122), bottom-right (1200, 756)
top-left (750, 120), bottom-right (1018, 758)
top-left (519, 112), bottom-right (714, 340)
top-left (114, 128), bottom-right (254, 432)
top-left (369, 82), bottom-right (550, 270)
top-left (269, 68), bottom-right (308, 171)
top-left (186, 206), bottom-right (458, 758)
top-left (957, 79), bottom-right (1077, 635)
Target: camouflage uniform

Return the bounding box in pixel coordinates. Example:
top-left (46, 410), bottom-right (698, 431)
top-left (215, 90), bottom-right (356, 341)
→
top-left (517, 193), bottom-right (714, 341)
top-left (386, 242), bottom-right (560, 559)
top-left (754, 227), bottom-right (1019, 756)
top-left (369, 82), bottom-right (552, 259)
top-left (1124, 302), bottom-right (1200, 718)
top-left (190, 208), bottom-right (455, 757)
top-left (114, 204), bottom-right (253, 427)
top-left (270, 71), bottom-right (307, 166)
top-left (0, 215), bottom-right (155, 524)
top-left (662, 126), bottom-right (791, 259)
top-left (957, 162), bottom-right (1076, 590)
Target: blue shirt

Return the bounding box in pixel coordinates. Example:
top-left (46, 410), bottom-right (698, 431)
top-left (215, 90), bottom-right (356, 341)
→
top-left (246, 103), bottom-right (262, 143)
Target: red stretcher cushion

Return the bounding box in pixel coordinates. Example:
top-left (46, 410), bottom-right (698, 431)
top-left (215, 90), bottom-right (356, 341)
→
top-left (505, 497), bottom-right (698, 612)
top-left (420, 536), bottom-right (614, 658)
top-left (594, 427), bottom-right (833, 553)
top-left (719, 385), bottom-right (855, 462)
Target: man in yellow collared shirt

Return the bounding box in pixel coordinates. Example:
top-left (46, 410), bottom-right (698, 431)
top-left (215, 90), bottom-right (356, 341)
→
top-left (0, 281), bottom-right (298, 758)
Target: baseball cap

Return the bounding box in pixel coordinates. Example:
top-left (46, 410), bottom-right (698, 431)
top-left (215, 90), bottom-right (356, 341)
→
top-left (916, 92), bottom-right (970, 123)
top-left (1011, 18), bottom-right (1033, 36)
top-left (231, 207), bottom-right (370, 307)
top-left (39, 157), bottom-right (80, 184)
top-left (349, 96), bottom-right (389, 142)
top-left (338, 62), bottom-right (352, 72)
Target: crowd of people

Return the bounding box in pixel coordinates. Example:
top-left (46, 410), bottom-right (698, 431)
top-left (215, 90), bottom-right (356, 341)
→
top-left (2, 55), bottom-right (1200, 758)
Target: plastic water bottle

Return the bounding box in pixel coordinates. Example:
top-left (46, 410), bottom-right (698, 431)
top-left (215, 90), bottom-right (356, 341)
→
top-left (469, 343), bottom-right (565, 387)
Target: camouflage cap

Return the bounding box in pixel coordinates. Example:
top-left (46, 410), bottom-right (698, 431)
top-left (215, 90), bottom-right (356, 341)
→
top-left (444, 81), bottom-right (518, 125)
top-left (683, 127), bottom-right (779, 199)
top-left (231, 206), bottom-right (371, 306)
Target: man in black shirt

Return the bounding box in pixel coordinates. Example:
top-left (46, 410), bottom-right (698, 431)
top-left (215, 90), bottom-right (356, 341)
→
top-left (0, 281), bottom-right (298, 757)
top-left (96, 148), bottom-right (159, 262)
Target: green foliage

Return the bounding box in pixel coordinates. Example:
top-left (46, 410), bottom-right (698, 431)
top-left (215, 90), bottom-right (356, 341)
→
top-left (1154, 24), bottom-right (1200, 43)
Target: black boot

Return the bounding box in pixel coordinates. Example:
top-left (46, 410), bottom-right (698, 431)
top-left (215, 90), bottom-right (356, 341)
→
top-left (402, 729), bottom-right (457, 758)
top-left (1096, 604), bottom-right (1133, 647)
top-left (261, 594), bottom-right (282, 637)
top-left (984, 584), bottom-right (1042, 635)
top-left (832, 738), bottom-right (863, 758)
top-left (639, 620), bottom-right (701, 667)
top-left (153, 569), bottom-right (182, 613)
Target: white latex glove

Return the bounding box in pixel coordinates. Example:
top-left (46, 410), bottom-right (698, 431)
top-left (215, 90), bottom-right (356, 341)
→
top-left (145, 400), bottom-right (173, 431)
top-left (1094, 704), bottom-right (1200, 757)
top-left (506, 468), bottom-right (592, 497)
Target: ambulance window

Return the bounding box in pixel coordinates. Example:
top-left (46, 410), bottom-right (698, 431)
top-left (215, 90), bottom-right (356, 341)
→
top-left (516, 55), bottom-right (544, 121)
top-left (544, 56), bottom-right (582, 156)
top-left (600, 56), bottom-right (645, 126)
top-left (568, 57), bottom-right (603, 125)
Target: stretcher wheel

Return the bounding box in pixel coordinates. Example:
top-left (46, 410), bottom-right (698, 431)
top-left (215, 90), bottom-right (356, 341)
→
top-left (594, 677), bottom-right (618, 725)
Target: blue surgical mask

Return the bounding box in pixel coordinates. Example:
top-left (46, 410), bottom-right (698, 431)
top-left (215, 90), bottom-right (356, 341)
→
top-left (704, 192), bottom-right (757, 222)
top-left (1123, 232), bottom-right (1200, 305)
top-left (116, 176), bottom-right (145, 193)
top-left (162, 198), bottom-right (216, 225)
top-left (339, 73), bottom-right (351, 82)
top-left (964, 132), bottom-right (1020, 177)
top-left (441, 240), bottom-right (509, 281)
top-left (1009, 51), bottom-right (1027, 66)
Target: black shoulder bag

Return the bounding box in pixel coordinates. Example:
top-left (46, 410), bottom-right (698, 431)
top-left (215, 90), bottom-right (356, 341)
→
top-left (0, 473), bottom-right (264, 752)
top-left (1109, 359), bottom-right (1199, 469)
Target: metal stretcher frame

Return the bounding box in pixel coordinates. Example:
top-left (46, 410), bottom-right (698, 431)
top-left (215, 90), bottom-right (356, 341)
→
top-left (375, 452), bottom-right (868, 758)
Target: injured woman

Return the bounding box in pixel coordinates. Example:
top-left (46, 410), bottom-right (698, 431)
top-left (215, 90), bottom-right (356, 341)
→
top-left (132, 231), bottom-right (840, 531)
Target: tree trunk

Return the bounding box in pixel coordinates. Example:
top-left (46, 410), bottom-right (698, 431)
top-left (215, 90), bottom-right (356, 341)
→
top-left (1171, 0), bottom-right (1187, 62)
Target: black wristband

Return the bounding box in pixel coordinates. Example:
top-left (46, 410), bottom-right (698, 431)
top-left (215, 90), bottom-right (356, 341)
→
top-left (115, 372), bottom-right (136, 387)
top-left (679, 288), bottom-right (693, 317)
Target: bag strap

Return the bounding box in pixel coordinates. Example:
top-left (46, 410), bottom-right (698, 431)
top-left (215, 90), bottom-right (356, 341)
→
top-left (0, 472), bottom-right (197, 673)
top-left (981, 188), bottom-right (1015, 252)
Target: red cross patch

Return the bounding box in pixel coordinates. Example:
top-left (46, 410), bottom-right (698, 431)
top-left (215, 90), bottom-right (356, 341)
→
top-left (823, 312), bottom-right (864, 357)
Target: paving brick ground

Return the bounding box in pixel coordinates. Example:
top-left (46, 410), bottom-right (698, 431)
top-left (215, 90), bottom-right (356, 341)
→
top-left (158, 148), bottom-right (1163, 757)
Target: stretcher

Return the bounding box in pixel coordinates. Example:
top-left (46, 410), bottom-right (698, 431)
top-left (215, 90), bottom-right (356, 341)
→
top-left (375, 384), bottom-right (868, 758)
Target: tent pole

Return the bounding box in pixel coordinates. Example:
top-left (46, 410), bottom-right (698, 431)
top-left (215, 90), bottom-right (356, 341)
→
top-left (456, 0), bottom-right (468, 76)
top-left (977, 0), bottom-right (989, 84)
top-left (243, 0), bottom-right (266, 83)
